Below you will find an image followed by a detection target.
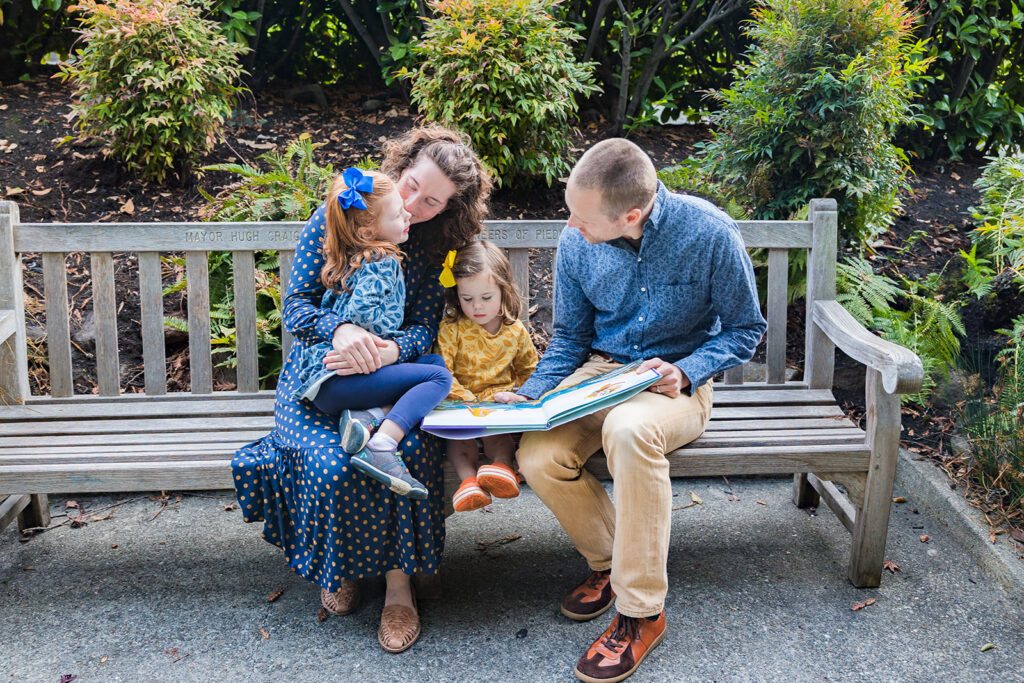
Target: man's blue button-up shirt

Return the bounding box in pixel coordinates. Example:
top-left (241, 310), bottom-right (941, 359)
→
top-left (519, 183), bottom-right (767, 399)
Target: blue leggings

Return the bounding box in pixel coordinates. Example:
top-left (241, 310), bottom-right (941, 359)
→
top-left (311, 354), bottom-right (453, 435)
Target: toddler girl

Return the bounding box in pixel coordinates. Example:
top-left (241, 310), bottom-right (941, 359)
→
top-left (292, 167), bottom-right (453, 500)
top-left (434, 240), bottom-right (539, 512)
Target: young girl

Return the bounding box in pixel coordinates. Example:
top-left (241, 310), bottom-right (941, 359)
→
top-left (434, 240), bottom-right (539, 512)
top-left (292, 166), bottom-right (453, 500)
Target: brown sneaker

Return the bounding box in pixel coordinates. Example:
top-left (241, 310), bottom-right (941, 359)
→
top-left (573, 612), bottom-right (667, 683)
top-left (561, 570), bottom-right (614, 621)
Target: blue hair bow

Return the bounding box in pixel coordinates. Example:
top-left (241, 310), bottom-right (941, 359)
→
top-left (337, 167), bottom-right (374, 211)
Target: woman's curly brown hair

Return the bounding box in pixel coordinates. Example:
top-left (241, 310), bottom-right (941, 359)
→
top-left (381, 124), bottom-right (492, 259)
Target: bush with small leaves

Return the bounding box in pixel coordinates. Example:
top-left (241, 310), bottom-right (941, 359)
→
top-left (701, 0), bottom-right (931, 243)
top-left (399, 0), bottom-right (599, 186)
top-left (59, 0), bottom-right (247, 183)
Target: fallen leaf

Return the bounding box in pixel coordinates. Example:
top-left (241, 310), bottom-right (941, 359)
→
top-left (756, 500), bottom-right (767, 506)
top-left (90, 510), bottom-right (114, 521)
top-left (883, 560), bottom-right (901, 573)
top-left (259, 628), bottom-right (269, 639)
top-left (690, 490), bottom-right (703, 505)
top-left (919, 534), bottom-right (930, 543)
top-left (950, 172), bottom-right (961, 181)
top-left (892, 496), bottom-right (906, 504)
top-left (850, 597), bottom-right (876, 611)
top-left (267, 588), bottom-right (284, 603)
top-left (318, 608), bottom-right (328, 622)
top-left (224, 502), bottom-right (238, 512)
top-left (238, 138), bottom-right (275, 150)
top-left (22, 567), bottom-right (33, 571)
top-left (4, 187), bottom-right (24, 196)
top-left (65, 500), bottom-right (79, 509)
top-left (111, 543), bottom-right (118, 548)
top-left (120, 198), bottom-right (135, 215)
top-left (59, 676), bottom-right (77, 683)
top-left (1010, 529), bottom-right (1024, 545)
top-left (980, 643), bottom-right (996, 652)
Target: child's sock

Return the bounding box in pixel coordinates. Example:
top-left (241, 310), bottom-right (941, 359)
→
top-left (367, 432), bottom-right (399, 452)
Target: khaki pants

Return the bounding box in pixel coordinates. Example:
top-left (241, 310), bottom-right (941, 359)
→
top-left (517, 355), bottom-right (713, 618)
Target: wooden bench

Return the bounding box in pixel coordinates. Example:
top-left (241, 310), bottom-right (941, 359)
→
top-left (0, 198), bottom-right (922, 587)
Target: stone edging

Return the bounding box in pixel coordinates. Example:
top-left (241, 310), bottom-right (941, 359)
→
top-left (894, 447), bottom-right (1024, 602)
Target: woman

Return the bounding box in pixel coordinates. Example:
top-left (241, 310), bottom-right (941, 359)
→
top-left (233, 125), bottom-right (491, 652)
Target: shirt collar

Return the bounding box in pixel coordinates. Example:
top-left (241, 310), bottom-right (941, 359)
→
top-left (644, 181), bottom-right (669, 233)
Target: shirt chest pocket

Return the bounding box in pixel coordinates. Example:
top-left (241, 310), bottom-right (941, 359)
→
top-left (649, 279), bottom-right (711, 329)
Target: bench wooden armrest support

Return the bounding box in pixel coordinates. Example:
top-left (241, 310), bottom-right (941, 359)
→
top-left (796, 299), bottom-right (923, 587)
top-left (811, 299), bottom-right (924, 395)
top-left (0, 311), bottom-right (14, 345)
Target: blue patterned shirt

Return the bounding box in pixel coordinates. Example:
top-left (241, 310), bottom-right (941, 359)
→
top-left (519, 183), bottom-right (767, 399)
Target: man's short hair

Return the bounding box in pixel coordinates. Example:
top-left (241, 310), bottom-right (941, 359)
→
top-left (569, 138), bottom-right (658, 219)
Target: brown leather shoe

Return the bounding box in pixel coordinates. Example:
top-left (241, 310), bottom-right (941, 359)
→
top-left (320, 581), bottom-right (358, 616)
top-left (378, 590), bottom-right (420, 653)
top-left (574, 612), bottom-right (667, 683)
top-left (561, 570), bottom-right (614, 621)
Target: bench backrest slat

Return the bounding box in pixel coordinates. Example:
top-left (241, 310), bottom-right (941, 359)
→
top-left (0, 202), bottom-right (29, 403)
top-left (185, 251), bottom-right (213, 394)
top-left (232, 251), bottom-right (259, 394)
top-left (2, 204), bottom-right (839, 399)
top-left (138, 251), bottom-right (167, 396)
top-left (41, 252), bottom-right (73, 397)
top-left (766, 248), bottom-right (789, 384)
top-left (90, 252), bottom-right (120, 396)
top-left (279, 249), bottom-right (295, 363)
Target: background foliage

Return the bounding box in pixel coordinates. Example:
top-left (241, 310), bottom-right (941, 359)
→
top-left (400, 0), bottom-right (599, 186)
top-left (58, 0), bottom-right (248, 182)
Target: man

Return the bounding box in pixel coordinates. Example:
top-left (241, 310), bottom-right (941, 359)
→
top-left (506, 138), bottom-right (766, 682)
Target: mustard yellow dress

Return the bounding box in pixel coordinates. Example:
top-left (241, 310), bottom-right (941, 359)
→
top-left (434, 315), bottom-right (539, 401)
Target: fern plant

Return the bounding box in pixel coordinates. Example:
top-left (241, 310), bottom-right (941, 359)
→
top-left (837, 256), bottom-right (964, 405)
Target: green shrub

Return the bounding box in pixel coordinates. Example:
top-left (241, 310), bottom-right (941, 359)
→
top-left (956, 314), bottom-right (1024, 515)
top-left (969, 154), bottom-right (1024, 282)
top-left (701, 0), bottom-right (930, 243)
top-left (58, 0), bottom-right (247, 183)
top-left (906, 1), bottom-right (1024, 162)
top-left (399, 0), bottom-right (599, 186)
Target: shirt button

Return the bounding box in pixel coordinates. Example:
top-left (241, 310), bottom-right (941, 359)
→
top-left (633, 345), bottom-right (639, 350)
top-left (637, 257), bottom-right (642, 262)
top-left (638, 316), bottom-right (644, 322)
top-left (640, 287), bottom-right (646, 292)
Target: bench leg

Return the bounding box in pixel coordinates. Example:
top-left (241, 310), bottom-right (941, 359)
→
top-left (17, 494), bottom-right (50, 531)
top-left (792, 473), bottom-right (820, 508)
top-left (848, 369), bottom-right (899, 588)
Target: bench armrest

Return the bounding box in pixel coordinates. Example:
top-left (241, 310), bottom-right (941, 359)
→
top-left (0, 311), bottom-right (14, 345)
top-left (812, 299), bottom-right (923, 395)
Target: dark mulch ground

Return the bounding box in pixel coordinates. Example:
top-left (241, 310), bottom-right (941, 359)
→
top-left (2, 76), bottom-right (1018, 541)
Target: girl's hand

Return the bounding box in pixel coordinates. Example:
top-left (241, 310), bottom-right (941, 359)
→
top-left (493, 392), bottom-right (529, 404)
top-left (329, 324), bottom-right (394, 374)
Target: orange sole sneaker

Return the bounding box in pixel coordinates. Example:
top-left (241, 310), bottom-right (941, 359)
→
top-left (452, 476), bottom-right (492, 512)
top-left (477, 463), bottom-right (520, 498)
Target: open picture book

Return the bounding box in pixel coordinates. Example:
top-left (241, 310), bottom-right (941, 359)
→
top-left (421, 360), bottom-right (661, 440)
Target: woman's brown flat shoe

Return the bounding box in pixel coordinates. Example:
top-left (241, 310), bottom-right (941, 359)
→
top-left (378, 593), bottom-right (420, 653)
top-left (320, 581), bottom-right (359, 616)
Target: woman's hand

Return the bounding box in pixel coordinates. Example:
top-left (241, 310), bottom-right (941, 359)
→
top-left (328, 324), bottom-right (397, 375)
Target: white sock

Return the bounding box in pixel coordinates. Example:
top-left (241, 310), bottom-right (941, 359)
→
top-left (367, 433), bottom-right (398, 452)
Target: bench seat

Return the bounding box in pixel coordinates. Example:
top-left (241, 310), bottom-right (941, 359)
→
top-left (0, 386), bottom-right (868, 495)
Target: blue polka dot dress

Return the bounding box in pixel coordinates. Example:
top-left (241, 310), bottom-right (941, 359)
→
top-left (232, 204), bottom-right (448, 591)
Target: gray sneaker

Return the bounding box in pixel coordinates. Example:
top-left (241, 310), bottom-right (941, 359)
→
top-left (350, 447), bottom-right (429, 500)
top-left (339, 409), bottom-right (384, 454)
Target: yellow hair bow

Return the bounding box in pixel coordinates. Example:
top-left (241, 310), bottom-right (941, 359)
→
top-left (439, 250), bottom-right (457, 288)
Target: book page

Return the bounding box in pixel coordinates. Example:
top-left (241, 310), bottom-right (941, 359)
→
top-left (539, 361), bottom-right (661, 420)
top-left (422, 400), bottom-right (547, 429)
